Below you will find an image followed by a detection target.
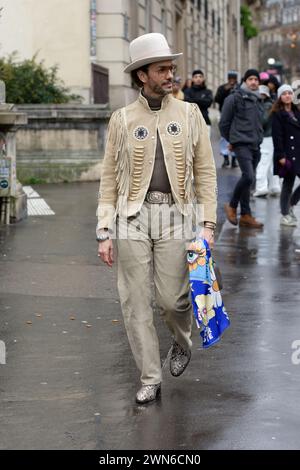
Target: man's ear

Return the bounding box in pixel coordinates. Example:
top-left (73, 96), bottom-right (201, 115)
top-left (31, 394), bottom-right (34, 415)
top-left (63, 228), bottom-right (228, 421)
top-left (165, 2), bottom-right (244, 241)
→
top-left (137, 69), bottom-right (147, 84)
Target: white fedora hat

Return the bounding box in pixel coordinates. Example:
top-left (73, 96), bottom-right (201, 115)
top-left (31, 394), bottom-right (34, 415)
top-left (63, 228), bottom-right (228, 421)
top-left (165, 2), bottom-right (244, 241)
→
top-left (124, 33), bottom-right (182, 73)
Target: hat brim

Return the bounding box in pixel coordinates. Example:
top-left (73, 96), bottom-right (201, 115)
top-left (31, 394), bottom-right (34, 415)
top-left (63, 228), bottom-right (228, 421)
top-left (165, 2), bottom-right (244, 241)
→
top-left (124, 53), bottom-right (182, 73)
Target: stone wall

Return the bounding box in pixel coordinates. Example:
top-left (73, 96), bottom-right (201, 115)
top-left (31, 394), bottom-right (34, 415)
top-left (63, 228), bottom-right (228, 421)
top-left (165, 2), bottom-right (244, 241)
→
top-left (15, 105), bottom-right (111, 183)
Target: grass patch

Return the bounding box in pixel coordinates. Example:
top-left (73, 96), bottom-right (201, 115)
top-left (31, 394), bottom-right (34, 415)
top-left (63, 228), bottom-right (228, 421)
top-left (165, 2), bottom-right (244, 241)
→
top-left (21, 176), bottom-right (47, 185)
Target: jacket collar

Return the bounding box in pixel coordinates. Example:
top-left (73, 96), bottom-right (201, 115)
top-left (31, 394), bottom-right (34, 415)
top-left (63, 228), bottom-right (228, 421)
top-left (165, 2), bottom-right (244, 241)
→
top-left (237, 84), bottom-right (261, 101)
top-left (191, 84), bottom-right (206, 90)
top-left (282, 109), bottom-right (300, 129)
top-left (138, 90), bottom-right (172, 112)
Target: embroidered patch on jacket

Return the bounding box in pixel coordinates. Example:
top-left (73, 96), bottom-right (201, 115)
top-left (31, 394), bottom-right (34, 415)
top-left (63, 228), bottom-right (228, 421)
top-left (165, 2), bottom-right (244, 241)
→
top-left (167, 122), bottom-right (182, 136)
top-left (133, 126), bottom-right (149, 141)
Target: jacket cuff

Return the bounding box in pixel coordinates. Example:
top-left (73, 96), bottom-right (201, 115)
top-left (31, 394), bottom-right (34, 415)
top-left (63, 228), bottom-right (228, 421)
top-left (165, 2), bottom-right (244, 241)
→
top-left (203, 207), bottom-right (217, 225)
top-left (96, 203), bottom-right (115, 232)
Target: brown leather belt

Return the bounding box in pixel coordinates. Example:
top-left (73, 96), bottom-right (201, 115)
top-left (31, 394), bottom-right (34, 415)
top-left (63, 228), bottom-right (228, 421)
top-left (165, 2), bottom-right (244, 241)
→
top-left (145, 191), bottom-right (173, 204)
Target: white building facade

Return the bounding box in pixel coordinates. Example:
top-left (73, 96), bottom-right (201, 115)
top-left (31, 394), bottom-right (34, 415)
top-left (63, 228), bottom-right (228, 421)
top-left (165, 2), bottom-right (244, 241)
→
top-left (0, 0), bottom-right (259, 109)
top-left (96, 0), bottom-right (245, 109)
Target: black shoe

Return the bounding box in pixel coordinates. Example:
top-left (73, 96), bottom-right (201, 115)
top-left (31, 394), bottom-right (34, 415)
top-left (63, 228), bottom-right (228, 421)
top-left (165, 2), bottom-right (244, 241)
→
top-left (231, 157), bottom-right (238, 168)
top-left (222, 156), bottom-right (230, 168)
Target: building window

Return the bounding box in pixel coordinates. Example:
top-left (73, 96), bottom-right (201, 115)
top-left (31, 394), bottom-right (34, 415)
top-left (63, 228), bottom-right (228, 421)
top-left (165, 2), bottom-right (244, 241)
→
top-left (161, 6), bottom-right (167, 36)
top-left (232, 14), bottom-right (237, 33)
top-left (204, 0), bottom-right (208, 21)
top-left (217, 17), bottom-right (221, 35)
top-left (90, 0), bottom-right (97, 58)
top-left (124, 12), bottom-right (129, 40)
top-left (145, 0), bottom-right (151, 33)
top-left (293, 8), bottom-right (298, 22)
top-left (197, 0), bottom-right (201, 11)
top-left (212, 9), bottom-right (215, 29)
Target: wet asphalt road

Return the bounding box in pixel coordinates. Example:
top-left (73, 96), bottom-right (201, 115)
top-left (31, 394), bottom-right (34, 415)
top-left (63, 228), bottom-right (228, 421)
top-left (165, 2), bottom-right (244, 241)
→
top-left (1, 129), bottom-right (300, 450)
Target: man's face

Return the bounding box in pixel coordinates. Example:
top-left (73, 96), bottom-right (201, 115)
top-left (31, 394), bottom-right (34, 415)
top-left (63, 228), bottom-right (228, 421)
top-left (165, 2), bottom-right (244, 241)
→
top-left (138, 60), bottom-right (176, 97)
top-left (172, 81), bottom-right (181, 92)
top-left (259, 93), bottom-right (268, 100)
top-left (228, 77), bottom-right (237, 86)
top-left (268, 82), bottom-right (276, 92)
top-left (245, 76), bottom-right (259, 91)
top-left (193, 73), bottom-right (204, 86)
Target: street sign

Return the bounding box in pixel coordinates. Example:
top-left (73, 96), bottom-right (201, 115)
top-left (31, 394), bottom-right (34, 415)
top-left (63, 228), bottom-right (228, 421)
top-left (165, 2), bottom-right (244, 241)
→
top-left (0, 151), bottom-right (10, 195)
top-left (0, 179), bottom-right (9, 189)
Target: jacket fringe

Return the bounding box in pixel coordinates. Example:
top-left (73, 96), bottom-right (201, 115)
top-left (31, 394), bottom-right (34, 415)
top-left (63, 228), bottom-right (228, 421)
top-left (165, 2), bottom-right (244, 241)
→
top-left (185, 103), bottom-right (199, 202)
top-left (108, 108), bottom-right (130, 215)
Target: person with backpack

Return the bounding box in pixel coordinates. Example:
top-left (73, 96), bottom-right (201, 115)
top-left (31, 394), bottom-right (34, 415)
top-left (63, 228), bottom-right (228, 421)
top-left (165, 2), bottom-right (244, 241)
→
top-left (219, 69), bottom-right (264, 228)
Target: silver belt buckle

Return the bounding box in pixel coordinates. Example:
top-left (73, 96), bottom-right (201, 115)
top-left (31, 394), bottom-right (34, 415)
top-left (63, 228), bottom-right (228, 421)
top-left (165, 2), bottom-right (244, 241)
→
top-left (146, 191), bottom-right (169, 204)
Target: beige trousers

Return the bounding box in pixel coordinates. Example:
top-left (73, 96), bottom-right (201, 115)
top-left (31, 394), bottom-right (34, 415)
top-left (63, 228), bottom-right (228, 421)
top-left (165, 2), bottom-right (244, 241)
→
top-left (116, 202), bottom-right (193, 385)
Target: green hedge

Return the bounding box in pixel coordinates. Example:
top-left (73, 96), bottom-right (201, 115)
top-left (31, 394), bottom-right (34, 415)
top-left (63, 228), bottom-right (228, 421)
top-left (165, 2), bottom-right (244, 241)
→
top-left (0, 54), bottom-right (82, 104)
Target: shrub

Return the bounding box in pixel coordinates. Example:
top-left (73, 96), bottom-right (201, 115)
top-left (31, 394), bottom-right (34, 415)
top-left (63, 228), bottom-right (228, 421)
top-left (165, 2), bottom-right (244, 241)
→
top-left (0, 53), bottom-right (82, 104)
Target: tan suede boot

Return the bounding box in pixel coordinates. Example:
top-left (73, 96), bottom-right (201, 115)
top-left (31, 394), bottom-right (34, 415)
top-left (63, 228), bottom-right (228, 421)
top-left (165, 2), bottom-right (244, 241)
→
top-left (224, 203), bottom-right (238, 226)
top-left (239, 214), bottom-right (264, 228)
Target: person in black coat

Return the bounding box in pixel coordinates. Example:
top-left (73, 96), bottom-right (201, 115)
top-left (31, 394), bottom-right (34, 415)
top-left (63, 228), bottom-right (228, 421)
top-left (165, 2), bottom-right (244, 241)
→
top-left (184, 69), bottom-right (213, 132)
top-left (272, 84), bottom-right (300, 226)
top-left (215, 70), bottom-right (239, 112)
top-left (215, 70), bottom-right (238, 167)
top-left (267, 74), bottom-right (281, 101)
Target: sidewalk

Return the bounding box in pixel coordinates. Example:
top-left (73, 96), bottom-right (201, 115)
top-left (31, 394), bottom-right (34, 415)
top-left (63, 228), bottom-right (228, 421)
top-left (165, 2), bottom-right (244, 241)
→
top-left (1, 145), bottom-right (300, 449)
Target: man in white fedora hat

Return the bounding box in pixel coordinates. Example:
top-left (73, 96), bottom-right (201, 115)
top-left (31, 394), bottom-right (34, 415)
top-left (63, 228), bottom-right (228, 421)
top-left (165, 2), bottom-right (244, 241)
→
top-left (96, 33), bottom-right (217, 404)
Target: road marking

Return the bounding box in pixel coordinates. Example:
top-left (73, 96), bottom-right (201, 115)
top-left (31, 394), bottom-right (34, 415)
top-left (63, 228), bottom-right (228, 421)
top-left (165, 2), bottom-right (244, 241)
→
top-left (23, 186), bottom-right (55, 216)
top-left (22, 186), bottom-right (40, 198)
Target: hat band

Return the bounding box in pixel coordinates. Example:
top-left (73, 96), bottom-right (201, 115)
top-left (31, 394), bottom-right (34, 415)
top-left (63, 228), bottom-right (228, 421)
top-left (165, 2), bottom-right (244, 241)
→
top-left (131, 48), bottom-right (174, 62)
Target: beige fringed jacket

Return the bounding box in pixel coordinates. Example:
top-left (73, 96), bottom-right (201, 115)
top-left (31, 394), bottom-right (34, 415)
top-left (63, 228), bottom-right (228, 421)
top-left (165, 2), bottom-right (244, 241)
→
top-left (97, 92), bottom-right (217, 231)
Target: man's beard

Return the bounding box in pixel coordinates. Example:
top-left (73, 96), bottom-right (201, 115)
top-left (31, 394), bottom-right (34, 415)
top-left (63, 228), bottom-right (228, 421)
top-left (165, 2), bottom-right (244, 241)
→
top-left (149, 80), bottom-right (172, 96)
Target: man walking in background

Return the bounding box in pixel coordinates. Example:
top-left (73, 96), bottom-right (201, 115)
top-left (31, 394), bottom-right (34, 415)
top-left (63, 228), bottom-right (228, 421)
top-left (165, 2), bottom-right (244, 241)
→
top-left (172, 76), bottom-right (184, 100)
top-left (184, 69), bottom-right (213, 134)
top-left (219, 69), bottom-right (264, 228)
top-left (215, 70), bottom-right (239, 168)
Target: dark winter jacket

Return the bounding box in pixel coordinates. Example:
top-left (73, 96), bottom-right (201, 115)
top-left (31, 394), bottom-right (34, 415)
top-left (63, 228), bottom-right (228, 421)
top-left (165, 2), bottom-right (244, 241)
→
top-left (261, 98), bottom-right (273, 138)
top-left (272, 107), bottom-right (300, 176)
top-left (184, 85), bottom-right (213, 125)
top-left (215, 83), bottom-right (237, 111)
top-left (219, 87), bottom-right (264, 149)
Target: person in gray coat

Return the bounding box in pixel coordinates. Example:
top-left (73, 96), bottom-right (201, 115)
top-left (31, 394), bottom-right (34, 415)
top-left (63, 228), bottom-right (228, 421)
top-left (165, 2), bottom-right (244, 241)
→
top-left (219, 69), bottom-right (264, 228)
